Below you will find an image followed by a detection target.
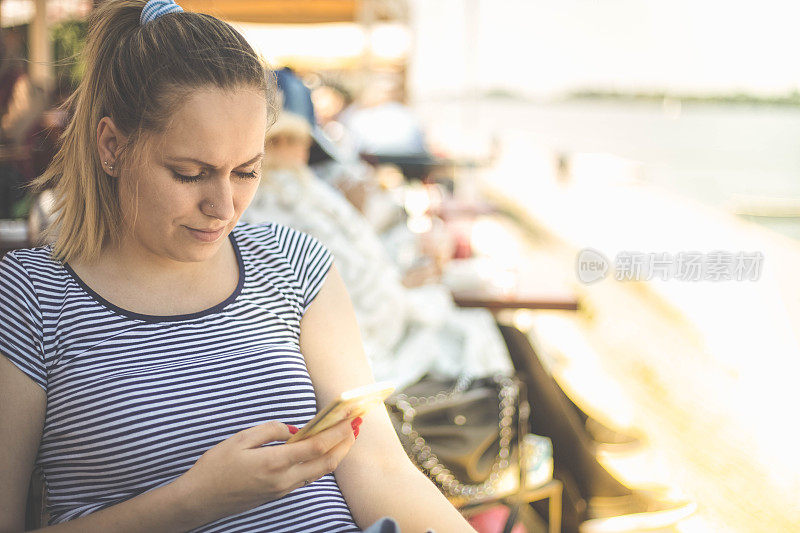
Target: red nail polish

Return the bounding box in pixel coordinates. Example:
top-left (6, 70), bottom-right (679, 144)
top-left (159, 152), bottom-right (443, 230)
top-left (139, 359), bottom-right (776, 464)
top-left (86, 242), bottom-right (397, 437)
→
top-left (350, 417), bottom-right (362, 429)
top-left (353, 426), bottom-right (360, 438)
top-left (287, 425), bottom-right (298, 434)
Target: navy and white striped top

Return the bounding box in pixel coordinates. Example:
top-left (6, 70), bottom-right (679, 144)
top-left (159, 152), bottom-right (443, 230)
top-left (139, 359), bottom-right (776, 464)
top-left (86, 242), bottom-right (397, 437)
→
top-left (0, 222), bottom-right (362, 532)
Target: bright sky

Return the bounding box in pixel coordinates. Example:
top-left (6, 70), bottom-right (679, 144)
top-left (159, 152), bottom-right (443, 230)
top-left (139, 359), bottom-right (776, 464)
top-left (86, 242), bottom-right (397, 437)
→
top-left (231, 0), bottom-right (800, 99)
top-left (409, 0), bottom-right (800, 98)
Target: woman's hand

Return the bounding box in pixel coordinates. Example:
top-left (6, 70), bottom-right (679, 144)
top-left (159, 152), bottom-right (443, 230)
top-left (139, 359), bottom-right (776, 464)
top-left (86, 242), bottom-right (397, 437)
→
top-left (174, 418), bottom-right (357, 523)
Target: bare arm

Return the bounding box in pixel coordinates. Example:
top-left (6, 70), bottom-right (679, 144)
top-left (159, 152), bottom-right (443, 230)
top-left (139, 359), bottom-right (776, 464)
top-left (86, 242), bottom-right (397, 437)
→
top-left (300, 265), bottom-right (477, 533)
top-left (0, 355), bottom-right (45, 532)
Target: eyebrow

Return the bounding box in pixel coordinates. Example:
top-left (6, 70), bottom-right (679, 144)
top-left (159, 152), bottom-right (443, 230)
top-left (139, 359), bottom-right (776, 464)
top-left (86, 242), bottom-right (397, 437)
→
top-left (164, 152), bottom-right (264, 169)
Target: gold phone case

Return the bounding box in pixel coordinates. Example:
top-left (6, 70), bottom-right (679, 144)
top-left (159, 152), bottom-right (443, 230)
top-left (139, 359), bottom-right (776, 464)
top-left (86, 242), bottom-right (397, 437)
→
top-left (286, 381), bottom-right (396, 443)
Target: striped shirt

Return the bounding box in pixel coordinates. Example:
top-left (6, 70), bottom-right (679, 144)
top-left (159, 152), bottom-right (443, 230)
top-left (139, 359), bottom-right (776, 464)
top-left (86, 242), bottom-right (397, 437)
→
top-left (0, 222), bottom-right (362, 532)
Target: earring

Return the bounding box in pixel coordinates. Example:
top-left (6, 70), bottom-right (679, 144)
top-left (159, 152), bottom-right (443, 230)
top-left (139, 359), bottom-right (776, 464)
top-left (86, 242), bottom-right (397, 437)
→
top-left (104, 160), bottom-right (114, 172)
top-left (210, 203), bottom-right (215, 208)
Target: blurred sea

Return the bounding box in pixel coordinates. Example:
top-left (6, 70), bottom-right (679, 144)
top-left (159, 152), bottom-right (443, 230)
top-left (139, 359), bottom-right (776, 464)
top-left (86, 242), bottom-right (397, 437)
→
top-left (417, 97), bottom-right (800, 242)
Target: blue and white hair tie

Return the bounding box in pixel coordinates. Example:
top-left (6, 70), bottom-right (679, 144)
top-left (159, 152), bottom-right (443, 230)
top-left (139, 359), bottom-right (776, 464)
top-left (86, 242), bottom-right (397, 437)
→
top-left (140, 0), bottom-right (184, 25)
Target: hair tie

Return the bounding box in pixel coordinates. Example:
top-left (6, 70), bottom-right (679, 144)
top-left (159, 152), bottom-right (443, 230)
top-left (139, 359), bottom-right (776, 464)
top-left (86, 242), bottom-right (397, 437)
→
top-left (140, 0), bottom-right (184, 25)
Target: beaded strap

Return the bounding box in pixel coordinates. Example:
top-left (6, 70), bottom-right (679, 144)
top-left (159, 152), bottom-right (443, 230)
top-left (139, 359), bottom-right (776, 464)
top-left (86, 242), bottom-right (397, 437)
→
top-left (390, 374), bottom-right (518, 501)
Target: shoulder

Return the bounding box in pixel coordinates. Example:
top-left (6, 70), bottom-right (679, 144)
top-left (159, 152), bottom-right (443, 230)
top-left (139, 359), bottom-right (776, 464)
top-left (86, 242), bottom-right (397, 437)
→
top-left (2, 245), bottom-right (59, 267)
top-left (232, 221), bottom-right (277, 249)
top-left (233, 221), bottom-right (330, 264)
top-left (234, 222), bottom-right (333, 313)
top-left (0, 246), bottom-right (63, 288)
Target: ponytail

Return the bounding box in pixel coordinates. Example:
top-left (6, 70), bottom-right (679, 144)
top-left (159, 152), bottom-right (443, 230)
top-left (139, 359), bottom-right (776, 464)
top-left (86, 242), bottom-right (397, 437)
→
top-left (32, 0), bottom-right (276, 263)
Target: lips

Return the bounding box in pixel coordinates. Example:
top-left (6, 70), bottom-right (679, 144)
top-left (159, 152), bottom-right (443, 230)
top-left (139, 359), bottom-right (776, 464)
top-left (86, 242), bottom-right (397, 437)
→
top-left (184, 225), bottom-right (226, 242)
top-left (191, 227), bottom-right (226, 232)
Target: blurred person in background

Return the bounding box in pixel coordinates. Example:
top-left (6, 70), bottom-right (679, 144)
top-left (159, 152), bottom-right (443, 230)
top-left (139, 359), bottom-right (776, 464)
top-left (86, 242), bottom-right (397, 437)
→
top-left (1, 28), bottom-right (39, 147)
top-left (339, 76), bottom-right (429, 160)
top-left (1, 28), bottom-right (49, 218)
top-left (0, 29), bottom-right (49, 164)
top-left (311, 80), bottom-right (357, 158)
top-left (281, 67), bottom-right (447, 283)
top-left (244, 109), bottom-right (510, 389)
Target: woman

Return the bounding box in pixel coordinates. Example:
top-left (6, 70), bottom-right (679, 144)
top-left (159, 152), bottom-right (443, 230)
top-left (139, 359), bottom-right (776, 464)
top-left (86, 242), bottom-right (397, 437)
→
top-left (0, 1), bottom-right (476, 531)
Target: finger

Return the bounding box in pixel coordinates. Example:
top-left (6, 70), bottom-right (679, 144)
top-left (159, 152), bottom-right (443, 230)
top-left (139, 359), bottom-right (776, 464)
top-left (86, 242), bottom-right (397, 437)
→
top-left (235, 420), bottom-right (294, 449)
top-left (291, 430), bottom-right (356, 488)
top-left (286, 418), bottom-right (354, 463)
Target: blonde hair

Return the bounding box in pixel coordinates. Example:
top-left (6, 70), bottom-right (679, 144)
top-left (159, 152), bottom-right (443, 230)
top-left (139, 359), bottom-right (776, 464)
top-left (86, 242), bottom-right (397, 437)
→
top-left (265, 111), bottom-right (312, 142)
top-left (262, 111), bottom-right (312, 175)
top-left (32, 0), bottom-right (277, 264)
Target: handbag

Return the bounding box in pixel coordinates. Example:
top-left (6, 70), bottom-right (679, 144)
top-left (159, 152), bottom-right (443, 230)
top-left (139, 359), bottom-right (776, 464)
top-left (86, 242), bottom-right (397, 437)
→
top-left (386, 372), bottom-right (531, 507)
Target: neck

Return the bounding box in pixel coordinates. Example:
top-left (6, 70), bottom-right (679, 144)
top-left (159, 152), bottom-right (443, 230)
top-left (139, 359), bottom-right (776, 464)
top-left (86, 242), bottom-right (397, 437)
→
top-left (89, 232), bottom-right (232, 287)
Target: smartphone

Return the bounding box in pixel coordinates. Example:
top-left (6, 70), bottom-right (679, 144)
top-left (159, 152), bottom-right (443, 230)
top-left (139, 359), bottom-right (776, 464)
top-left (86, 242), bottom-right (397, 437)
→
top-left (286, 381), bottom-right (396, 443)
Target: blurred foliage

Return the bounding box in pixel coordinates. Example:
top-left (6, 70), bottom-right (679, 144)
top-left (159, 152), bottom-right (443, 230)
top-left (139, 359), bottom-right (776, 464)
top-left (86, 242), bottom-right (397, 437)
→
top-left (0, 165), bottom-right (26, 219)
top-left (11, 193), bottom-right (32, 219)
top-left (51, 19), bottom-right (88, 90)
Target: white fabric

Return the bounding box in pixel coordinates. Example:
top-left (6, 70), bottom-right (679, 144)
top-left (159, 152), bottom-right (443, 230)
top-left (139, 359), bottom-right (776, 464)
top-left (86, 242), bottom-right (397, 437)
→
top-left (243, 168), bottom-right (513, 389)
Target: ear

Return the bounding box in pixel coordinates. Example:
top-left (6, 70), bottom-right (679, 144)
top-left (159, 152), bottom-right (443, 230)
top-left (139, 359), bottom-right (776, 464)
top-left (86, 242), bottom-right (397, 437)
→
top-left (96, 117), bottom-right (127, 177)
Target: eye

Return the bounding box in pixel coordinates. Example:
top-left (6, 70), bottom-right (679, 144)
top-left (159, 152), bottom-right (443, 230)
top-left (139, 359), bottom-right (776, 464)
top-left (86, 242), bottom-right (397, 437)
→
top-left (235, 169), bottom-right (260, 180)
top-left (172, 170), bottom-right (204, 183)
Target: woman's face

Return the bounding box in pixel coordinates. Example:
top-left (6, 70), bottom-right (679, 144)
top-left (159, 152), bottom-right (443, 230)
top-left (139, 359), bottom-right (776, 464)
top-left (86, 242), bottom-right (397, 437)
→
top-left (117, 87), bottom-right (267, 264)
top-left (265, 132), bottom-right (311, 170)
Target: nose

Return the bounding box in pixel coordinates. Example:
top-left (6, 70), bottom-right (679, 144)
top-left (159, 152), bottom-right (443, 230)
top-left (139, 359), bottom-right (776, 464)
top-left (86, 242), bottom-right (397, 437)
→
top-left (201, 177), bottom-right (236, 221)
